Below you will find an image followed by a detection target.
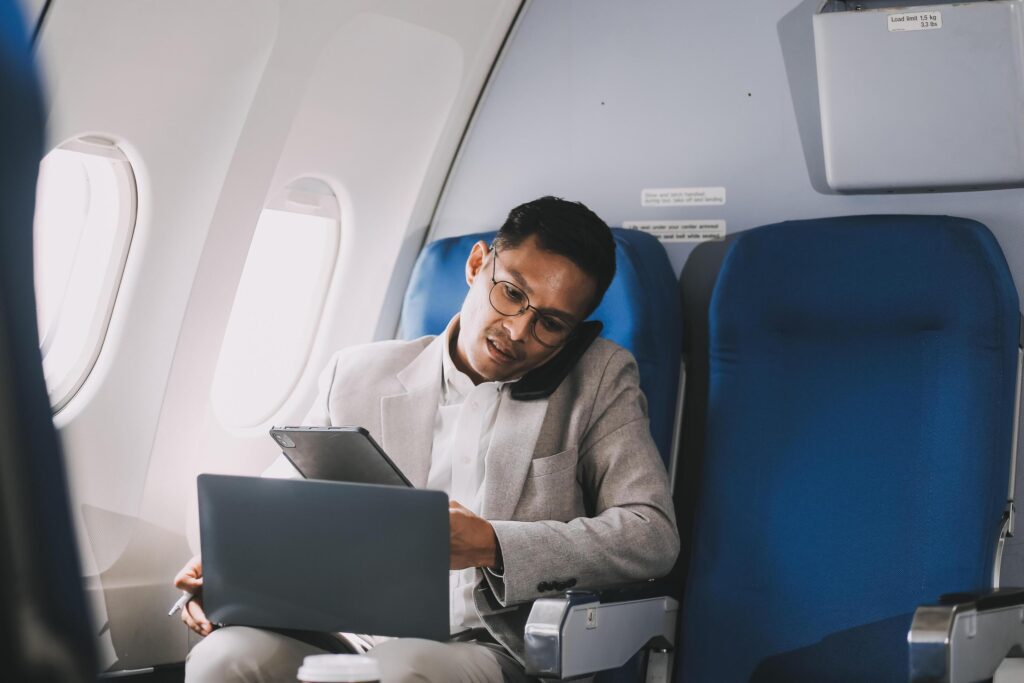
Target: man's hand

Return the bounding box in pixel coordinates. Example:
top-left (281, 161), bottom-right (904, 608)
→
top-left (449, 500), bottom-right (499, 570)
top-left (173, 555), bottom-right (214, 636)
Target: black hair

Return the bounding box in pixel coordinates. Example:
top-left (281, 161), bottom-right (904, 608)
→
top-left (493, 196), bottom-right (616, 316)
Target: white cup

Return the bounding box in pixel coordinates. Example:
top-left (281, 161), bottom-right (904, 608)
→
top-left (297, 654), bottom-right (381, 683)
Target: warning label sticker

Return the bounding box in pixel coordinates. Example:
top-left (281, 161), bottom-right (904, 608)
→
top-left (887, 11), bottom-right (942, 32)
top-left (641, 187), bottom-right (726, 207)
top-left (623, 220), bottom-right (726, 243)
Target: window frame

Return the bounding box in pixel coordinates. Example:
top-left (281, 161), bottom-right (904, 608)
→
top-left (33, 136), bottom-right (139, 413)
top-left (209, 176), bottom-right (342, 432)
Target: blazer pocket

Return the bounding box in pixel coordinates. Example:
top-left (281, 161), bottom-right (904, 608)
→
top-left (527, 446), bottom-right (578, 478)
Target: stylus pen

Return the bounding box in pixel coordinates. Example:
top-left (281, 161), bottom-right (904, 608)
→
top-left (167, 590), bottom-right (193, 617)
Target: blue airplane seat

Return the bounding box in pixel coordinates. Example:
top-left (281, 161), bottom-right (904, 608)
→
top-left (678, 215), bottom-right (1020, 682)
top-left (399, 227), bottom-right (683, 468)
top-left (0, 0), bottom-right (98, 680)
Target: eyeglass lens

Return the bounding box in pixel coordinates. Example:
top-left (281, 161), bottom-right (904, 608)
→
top-left (488, 280), bottom-right (572, 347)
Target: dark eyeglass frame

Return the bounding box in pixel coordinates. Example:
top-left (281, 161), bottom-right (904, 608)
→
top-left (488, 244), bottom-right (577, 349)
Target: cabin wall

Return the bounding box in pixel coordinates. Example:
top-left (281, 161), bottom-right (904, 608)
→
top-left (431, 0), bottom-right (1024, 584)
top-left (33, 0), bottom-right (520, 671)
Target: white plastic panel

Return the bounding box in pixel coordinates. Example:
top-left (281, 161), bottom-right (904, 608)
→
top-left (33, 137), bottom-right (137, 411)
top-left (35, 0), bottom-right (282, 670)
top-left (34, 0), bottom-right (520, 671)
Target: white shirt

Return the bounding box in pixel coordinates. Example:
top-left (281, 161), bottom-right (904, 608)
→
top-left (426, 321), bottom-right (514, 632)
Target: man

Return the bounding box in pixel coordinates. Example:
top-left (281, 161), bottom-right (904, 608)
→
top-left (176, 196), bottom-right (679, 682)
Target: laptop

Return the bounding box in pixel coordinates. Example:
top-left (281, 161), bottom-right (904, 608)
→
top-left (198, 474), bottom-right (449, 640)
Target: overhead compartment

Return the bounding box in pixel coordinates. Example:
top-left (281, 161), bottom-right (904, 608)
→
top-left (814, 0), bottom-right (1024, 192)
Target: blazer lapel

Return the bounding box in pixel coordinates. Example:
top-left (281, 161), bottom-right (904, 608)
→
top-left (380, 336), bottom-right (444, 487)
top-left (482, 395), bottom-right (549, 520)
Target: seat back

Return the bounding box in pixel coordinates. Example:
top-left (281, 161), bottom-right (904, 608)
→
top-left (400, 228), bottom-right (682, 468)
top-left (677, 215), bottom-right (1019, 681)
top-left (0, 1), bottom-right (97, 679)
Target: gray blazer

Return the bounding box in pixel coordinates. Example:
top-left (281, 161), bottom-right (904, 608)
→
top-left (298, 332), bottom-right (679, 662)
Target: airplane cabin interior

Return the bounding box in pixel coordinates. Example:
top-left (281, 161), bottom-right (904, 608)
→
top-left (6, 0), bottom-right (1024, 681)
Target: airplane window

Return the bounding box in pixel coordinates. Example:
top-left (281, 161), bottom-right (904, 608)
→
top-left (33, 137), bottom-right (137, 412)
top-left (210, 178), bottom-right (340, 430)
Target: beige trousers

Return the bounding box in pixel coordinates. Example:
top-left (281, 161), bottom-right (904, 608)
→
top-left (185, 626), bottom-right (536, 683)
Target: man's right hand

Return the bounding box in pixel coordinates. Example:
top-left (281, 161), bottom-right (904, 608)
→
top-left (173, 555), bottom-right (214, 636)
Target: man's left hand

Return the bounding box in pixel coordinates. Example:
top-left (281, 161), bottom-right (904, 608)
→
top-left (449, 500), bottom-right (499, 570)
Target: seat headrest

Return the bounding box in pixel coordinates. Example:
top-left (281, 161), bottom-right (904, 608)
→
top-left (713, 214), bottom-right (1019, 344)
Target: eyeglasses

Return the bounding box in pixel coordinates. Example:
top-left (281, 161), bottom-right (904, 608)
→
top-left (488, 245), bottom-right (576, 348)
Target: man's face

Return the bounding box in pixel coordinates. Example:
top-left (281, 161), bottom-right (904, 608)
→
top-left (454, 235), bottom-right (597, 383)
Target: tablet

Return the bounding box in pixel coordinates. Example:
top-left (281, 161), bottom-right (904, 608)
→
top-left (269, 426), bottom-right (412, 487)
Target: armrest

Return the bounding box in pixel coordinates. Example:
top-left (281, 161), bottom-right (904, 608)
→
top-left (909, 587), bottom-right (1024, 683)
top-left (523, 585), bottom-right (678, 680)
top-left (587, 579), bottom-right (677, 603)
